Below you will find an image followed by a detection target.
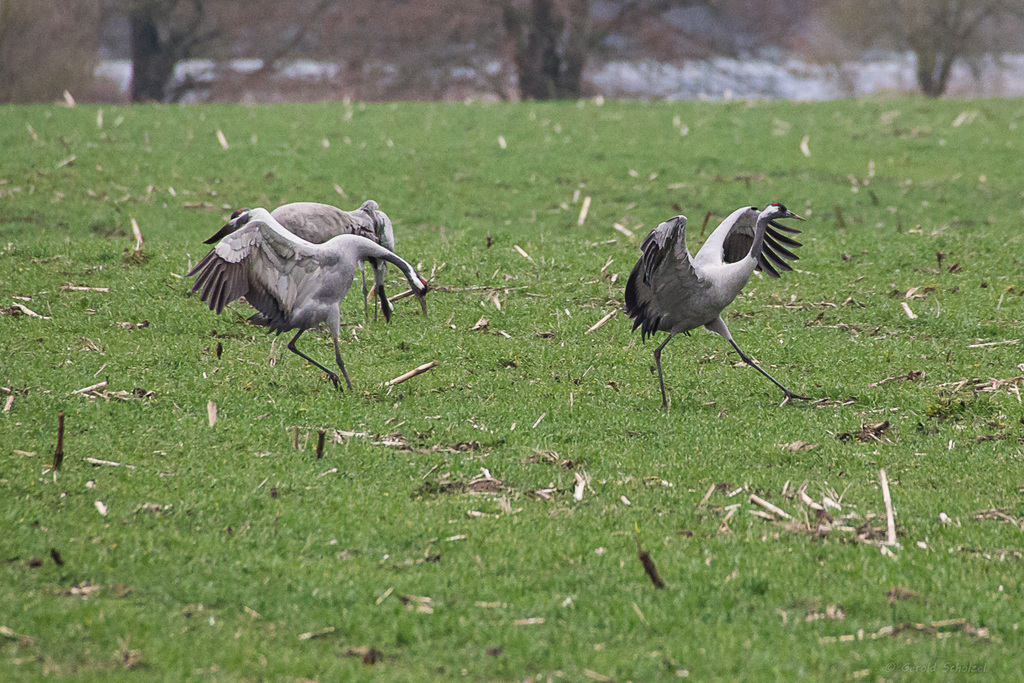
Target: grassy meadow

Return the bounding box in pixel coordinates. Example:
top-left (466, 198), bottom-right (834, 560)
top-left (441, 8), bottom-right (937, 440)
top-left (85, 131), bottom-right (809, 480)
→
top-left (1, 96), bottom-right (1023, 680)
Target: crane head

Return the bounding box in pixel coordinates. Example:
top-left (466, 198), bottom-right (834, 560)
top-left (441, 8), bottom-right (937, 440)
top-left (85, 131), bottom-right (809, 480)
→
top-left (414, 276), bottom-right (429, 315)
top-left (364, 201), bottom-right (395, 249)
top-left (203, 208), bottom-right (253, 244)
top-left (762, 202), bottom-right (804, 222)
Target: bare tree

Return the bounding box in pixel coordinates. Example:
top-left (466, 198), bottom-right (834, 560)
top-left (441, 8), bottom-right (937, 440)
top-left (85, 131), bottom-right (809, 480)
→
top-left (111, 0), bottom-right (219, 102)
top-left (197, 0), bottom-right (509, 102)
top-left (317, 1), bottom-right (507, 101)
top-left (820, 0), bottom-right (1024, 97)
top-left (502, 0), bottom-right (589, 99)
top-left (0, 0), bottom-right (100, 103)
top-left (110, 0), bottom-right (333, 102)
top-left (499, 0), bottom-right (801, 100)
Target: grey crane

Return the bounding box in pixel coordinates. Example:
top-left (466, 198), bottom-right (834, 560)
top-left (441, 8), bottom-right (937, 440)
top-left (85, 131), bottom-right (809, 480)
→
top-left (204, 200), bottom-right (397, 321)
top-left (624, 202), bottom-right (808, 408)
top-left (188, 207), bottom-right (428, 392)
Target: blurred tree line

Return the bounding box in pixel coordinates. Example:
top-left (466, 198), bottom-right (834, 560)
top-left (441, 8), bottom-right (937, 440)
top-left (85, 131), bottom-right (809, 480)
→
top-left (1, 0), bottom-right (1023, 103)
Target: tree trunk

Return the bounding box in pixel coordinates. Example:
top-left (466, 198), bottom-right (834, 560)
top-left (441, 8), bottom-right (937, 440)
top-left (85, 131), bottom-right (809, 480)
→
top-left (914, 47), bottom-right (940, 97)
top-left (129, 9), bottom-right (175, 102)
top-left (504, 0), bottom-right (588, 100)
top-left (911, 40), bottom-right (955, 97)
top-left (908, 0), bottom-right (987, 98)
top-left (559, 0), bottom-right (588, 97)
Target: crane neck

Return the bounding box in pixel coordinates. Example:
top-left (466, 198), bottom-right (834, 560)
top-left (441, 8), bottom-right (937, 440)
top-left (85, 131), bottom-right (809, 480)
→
top-left (749, 212), bottom-right (771, 261)
top-left (370, 246), bottom-right (413, 277)
top-left (352, 238), bottom-right (424, 292)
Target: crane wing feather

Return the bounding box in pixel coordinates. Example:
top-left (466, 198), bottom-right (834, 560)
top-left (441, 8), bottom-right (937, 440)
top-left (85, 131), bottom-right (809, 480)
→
top-left (625, 217), bottom-right (708, 340)
top-left (753, 220), bottom-right (802, 277)
top-left (274, 200), bottom-right (395, 252)
top-left (204, 201), bottom-right (395, 250)
top-left (767, 219), bottom-right (802, 235)
top-left (762, 245), bottom-right (794, 273)
top-left (756, 252), bottom-right (782, 278)
top-left (707, 209), bottom-right (802, 273)
top-left (764, 233), bottom-right (800, 260)
top-left (714, 208), bottom-right (759, 265)
top-left (722, 232), bottom-right (753, 264)
top-left (765, 223), bottom-right (802, 247)
top-left (189, 208), bottom-right (334, 327)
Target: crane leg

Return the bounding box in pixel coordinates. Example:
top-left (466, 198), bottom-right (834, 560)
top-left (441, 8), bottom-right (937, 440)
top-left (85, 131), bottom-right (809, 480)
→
top-left (653, 333), bottom-right (676, 410)
top-left (287, 330), bottom-right (344, 391)
top-left (332, 336), bottom-right (353, 391)
top-left (727, 338), bottom-right (810, 403)
top-left (704, 315), bottom-right (810, 404)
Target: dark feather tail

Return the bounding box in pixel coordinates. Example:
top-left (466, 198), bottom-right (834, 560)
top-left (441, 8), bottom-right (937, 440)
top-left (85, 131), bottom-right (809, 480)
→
top-left (624, 261), bottom-right (659, 342)
top-left (378, 282), bottom-right (391, 323)
top-left (247, 312), bottom-right (270, 327)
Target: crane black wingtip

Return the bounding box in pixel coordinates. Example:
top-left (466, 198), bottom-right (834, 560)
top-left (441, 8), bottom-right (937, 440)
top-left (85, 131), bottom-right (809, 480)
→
top-left (756, 253), bottom-right (781, 278)
top-left (768, 219), bottom-right (802, 235)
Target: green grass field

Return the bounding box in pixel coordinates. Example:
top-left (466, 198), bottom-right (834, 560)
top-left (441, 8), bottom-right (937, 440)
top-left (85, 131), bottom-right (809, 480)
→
top-left (1, 96), bottom-right (1022, 681)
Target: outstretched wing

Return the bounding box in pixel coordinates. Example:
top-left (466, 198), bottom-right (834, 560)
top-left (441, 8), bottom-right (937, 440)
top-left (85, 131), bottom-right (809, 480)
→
top-left (719, 208), bottom-right (759, 265)
top-left (624, 216), bottom-right (708, 340)
top-left (716, 208), bottom-right (802, 278)
top-left (188, 208), bottom-right (328, 331)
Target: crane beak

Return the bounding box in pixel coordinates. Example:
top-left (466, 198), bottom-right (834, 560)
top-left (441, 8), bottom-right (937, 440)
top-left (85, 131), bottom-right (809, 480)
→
top-left (418, 277), bottom-right (429, 316)
top-left (784, 210), bottom-right (805, 221)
